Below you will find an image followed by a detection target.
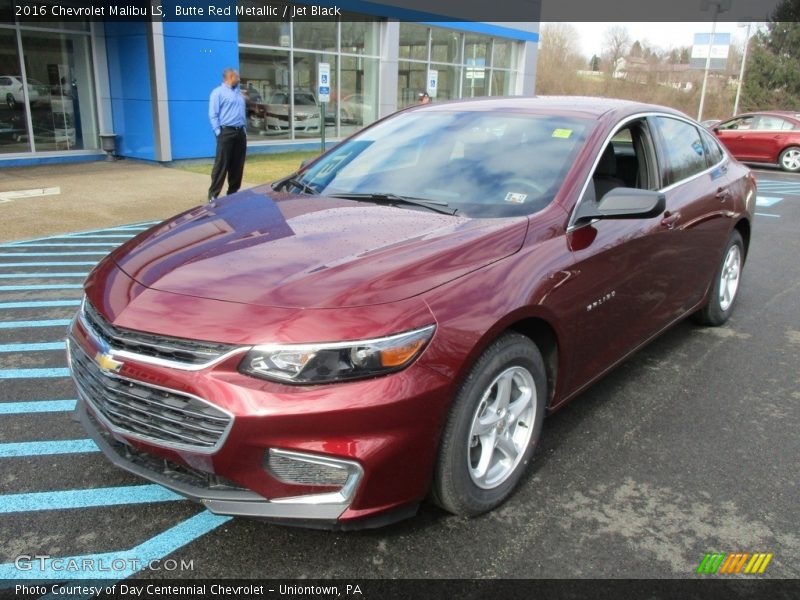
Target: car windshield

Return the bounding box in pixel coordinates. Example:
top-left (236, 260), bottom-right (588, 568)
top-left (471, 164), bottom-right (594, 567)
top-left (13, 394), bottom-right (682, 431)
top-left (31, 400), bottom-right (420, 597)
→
top-left (293, 110), bottom-right (591, 217)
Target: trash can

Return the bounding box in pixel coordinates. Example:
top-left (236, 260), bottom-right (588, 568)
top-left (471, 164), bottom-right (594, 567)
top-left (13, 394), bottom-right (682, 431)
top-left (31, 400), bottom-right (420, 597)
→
top-left (99, 133), bottom-right (117, 161)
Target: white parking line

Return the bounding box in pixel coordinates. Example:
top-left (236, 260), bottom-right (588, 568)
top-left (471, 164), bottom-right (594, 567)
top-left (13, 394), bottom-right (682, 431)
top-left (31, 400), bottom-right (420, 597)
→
top-left (0, 187), bottom-right (61, 204)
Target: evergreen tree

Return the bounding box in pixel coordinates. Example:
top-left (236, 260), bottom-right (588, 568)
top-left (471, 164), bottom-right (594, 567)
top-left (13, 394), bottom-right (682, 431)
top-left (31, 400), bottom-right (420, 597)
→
top-left (742, 0), bottom-right (800, 110)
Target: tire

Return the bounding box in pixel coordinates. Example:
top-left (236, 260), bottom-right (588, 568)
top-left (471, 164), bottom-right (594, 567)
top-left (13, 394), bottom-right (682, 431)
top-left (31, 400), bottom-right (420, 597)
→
top-left (5, 94), bottom-right (16, 110)
top-left (693, 230), bottom-right (744, 326)
top-left (432, 332), bottom-right (547, 516)
top-left (779, 146), bottom-right (800, 173)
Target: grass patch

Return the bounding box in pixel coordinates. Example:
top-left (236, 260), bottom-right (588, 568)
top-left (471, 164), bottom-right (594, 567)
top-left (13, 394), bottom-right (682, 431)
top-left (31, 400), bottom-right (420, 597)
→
top-left (176, 151), bottom-right (320, 185)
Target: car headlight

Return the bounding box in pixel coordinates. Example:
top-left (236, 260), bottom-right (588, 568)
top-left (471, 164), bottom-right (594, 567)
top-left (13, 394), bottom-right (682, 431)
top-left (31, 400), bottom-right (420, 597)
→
top-left (239, 325), bottom-right (435, 384)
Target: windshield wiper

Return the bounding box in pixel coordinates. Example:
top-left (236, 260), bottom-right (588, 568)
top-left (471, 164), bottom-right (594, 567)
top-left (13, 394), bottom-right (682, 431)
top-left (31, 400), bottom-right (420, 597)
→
top-left (328, 192), bottom-right (457, 216)
top-left (274, 176), bottom-right (318, 195)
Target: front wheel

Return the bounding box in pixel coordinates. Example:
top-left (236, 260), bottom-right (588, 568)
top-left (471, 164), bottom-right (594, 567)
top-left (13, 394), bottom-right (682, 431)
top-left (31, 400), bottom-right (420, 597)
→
top-left (779, 146), bottom-right (800, 173)
top-left (6, 93), bottom-right (16, 110)
top-left (432, 332), bottom-right (546, 516)
top-left (693, 230), bottom-right (744, 326)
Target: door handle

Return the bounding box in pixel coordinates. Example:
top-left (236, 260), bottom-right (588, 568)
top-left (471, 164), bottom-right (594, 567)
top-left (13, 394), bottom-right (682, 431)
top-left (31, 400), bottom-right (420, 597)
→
top-left (660, 211), bottom-right (680, 229)
top-left (715, 187), bottom-right (731, 201)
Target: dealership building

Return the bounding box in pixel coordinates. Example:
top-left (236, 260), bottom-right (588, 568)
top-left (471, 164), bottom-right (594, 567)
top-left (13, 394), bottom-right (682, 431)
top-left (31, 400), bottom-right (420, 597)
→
top-left (0, 1), bottom-right (539, 166)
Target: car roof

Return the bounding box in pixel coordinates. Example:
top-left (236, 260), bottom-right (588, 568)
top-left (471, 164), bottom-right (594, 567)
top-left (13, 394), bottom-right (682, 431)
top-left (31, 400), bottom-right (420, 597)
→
top-left (418, 95), bottom-right (688, 120)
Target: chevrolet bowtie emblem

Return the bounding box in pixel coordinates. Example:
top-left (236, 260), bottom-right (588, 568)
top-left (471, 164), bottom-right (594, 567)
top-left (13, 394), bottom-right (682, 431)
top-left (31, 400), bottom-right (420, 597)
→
top-left (94, 350), bottom-right (123, 373)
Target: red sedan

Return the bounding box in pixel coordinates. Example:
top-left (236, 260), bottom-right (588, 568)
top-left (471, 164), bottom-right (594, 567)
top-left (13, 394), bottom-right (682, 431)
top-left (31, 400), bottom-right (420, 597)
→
top-left (68, 97), bottom-right (755, 528)
top-left (712, 111), bottom-right (800, 172)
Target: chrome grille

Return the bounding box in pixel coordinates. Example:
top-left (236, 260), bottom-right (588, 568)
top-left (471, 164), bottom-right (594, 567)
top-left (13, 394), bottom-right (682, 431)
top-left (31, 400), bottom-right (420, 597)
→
top-left (69, 340), bottom-right (232, 451)
top-left (82, 300), bottom-right (236, 366)
top-left (86, 409), bottom-right (245, 491)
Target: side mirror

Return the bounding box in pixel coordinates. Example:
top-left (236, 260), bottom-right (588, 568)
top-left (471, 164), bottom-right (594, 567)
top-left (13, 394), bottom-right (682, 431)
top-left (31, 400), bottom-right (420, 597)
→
top-left (712, 127), bottom-right (720, 134)
top-left (575, 188), bottom-right (666, 224)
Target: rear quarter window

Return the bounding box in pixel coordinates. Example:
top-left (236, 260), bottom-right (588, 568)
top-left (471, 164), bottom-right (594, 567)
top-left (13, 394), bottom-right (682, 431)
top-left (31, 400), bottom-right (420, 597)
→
top-left (653, 116), bottom-right (707, 187)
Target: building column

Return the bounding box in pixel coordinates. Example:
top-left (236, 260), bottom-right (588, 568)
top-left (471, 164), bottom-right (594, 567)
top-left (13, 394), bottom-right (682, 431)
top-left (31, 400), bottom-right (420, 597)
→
top-left (148, 22), bottom-right (172, 162)
top-left (518, 41), bottom-right (538, 96)
top-left (378, 20), bottom-right (400, 118)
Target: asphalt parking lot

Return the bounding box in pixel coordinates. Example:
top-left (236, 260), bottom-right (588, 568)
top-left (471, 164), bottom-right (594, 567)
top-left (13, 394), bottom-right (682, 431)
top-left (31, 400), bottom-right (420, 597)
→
top-left (0, 169), bottom-right (797, 583)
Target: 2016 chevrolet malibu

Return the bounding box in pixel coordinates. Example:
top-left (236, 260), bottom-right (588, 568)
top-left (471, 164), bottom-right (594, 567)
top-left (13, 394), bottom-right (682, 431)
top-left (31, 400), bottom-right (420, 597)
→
top-left (68, 97), bottom-right (755, 528)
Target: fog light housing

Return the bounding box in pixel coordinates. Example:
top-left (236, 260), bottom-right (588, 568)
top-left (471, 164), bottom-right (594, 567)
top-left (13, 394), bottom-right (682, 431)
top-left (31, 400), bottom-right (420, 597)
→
top-left (265, 449), bottom-right (363, 505)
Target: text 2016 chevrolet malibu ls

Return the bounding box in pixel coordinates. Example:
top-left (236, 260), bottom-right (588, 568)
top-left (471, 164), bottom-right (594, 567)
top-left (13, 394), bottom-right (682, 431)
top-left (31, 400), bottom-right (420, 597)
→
top-left (69, 97), bottom-right (755, 528)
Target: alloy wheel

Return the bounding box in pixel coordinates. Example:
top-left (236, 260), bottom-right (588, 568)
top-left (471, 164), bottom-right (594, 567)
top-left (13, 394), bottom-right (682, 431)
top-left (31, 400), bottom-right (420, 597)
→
top-left (467, 366), bottom-right (536, 489)
top-left (718, 244), bottom-right (741, 312)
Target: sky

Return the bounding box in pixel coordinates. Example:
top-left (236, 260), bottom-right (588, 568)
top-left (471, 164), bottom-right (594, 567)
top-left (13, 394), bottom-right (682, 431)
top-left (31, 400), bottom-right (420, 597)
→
top-left (565, 22), bottom-right (761, 59)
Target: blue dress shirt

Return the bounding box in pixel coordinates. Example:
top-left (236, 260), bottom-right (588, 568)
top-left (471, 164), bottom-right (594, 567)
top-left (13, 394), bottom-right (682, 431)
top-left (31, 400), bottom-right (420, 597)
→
top-left (209, 82), bottom-right (246, 136)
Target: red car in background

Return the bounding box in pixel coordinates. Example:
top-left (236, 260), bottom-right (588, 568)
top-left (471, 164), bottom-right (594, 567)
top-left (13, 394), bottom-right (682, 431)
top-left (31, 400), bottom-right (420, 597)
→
top-left (712, 111), bottom-right (800, 172)
top-left (69, 97), bottom-right (755, 528)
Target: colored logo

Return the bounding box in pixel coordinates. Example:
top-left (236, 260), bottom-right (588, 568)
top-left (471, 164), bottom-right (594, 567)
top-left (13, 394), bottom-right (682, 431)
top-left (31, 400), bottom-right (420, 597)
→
top-left (94, 339), bottom-right (123, 373)
top-left (696, 552), bottom-right (773, 575)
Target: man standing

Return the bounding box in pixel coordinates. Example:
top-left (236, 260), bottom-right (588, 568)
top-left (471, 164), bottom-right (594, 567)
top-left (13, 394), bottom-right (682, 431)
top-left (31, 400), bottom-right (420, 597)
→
top-left (208, 67), bottom-right (247, 201)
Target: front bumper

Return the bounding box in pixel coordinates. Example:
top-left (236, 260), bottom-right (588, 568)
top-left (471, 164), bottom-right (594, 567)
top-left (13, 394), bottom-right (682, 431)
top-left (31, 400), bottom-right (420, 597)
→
top-left (67, 304), bottom-right (452, 527)
top-left (74, 400), bottom-right (370, 524)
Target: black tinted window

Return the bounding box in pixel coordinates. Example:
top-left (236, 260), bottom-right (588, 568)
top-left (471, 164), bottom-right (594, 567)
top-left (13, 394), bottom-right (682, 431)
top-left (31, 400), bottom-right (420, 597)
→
top-left (700, 129), bottom-right (724, 167)
top-left (654, 117), bottom-right (707, 186)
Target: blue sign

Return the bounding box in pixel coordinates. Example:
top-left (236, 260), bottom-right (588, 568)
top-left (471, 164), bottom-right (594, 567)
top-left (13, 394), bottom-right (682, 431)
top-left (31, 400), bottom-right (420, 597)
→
top-left (320, 86), bottom-right (330, 96)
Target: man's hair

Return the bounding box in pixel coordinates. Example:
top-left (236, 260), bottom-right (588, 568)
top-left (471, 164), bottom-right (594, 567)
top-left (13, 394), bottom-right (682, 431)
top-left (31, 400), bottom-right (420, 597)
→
top-left (222, 67), bottom-right (238, 80)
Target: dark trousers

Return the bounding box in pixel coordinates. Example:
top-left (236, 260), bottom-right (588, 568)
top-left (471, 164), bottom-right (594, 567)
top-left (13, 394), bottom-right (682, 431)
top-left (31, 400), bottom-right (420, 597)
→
top-left (208, 127), bottom-right (246, 200)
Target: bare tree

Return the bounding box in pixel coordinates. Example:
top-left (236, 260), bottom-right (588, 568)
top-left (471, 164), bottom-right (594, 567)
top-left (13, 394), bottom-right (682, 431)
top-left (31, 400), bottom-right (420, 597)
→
top-left (537, 23), bottom-right (586, 93)
top-left (602, 25), bottom-right (632, 78)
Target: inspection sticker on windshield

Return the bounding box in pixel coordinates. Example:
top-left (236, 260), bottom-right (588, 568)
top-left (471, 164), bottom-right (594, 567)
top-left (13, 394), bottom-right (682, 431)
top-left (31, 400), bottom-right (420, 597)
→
top-left (552, 128), bottom-right (573, 139)
top-left (505, 192), bottom-right (527, 204)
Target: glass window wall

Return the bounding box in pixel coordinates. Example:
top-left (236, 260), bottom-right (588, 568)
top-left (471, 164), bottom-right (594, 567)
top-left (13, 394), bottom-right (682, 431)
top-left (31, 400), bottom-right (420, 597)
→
top-left (0, 19), bottom-right (96, 154)
top-left (239, 7), bottom-right (381, 142)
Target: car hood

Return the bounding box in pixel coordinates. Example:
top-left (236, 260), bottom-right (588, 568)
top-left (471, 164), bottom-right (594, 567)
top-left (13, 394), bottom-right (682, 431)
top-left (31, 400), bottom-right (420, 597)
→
top-left (111, 187), bottom-right (528, 309)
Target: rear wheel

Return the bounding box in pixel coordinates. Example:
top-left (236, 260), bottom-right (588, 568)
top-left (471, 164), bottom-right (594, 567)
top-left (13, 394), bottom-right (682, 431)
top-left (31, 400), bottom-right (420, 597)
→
top-left (779, 146), bottom-right (800, 172)
top-left (693, 230), bottom-right (744, 326)
top-left (432, 332), bottom-right (546, 516)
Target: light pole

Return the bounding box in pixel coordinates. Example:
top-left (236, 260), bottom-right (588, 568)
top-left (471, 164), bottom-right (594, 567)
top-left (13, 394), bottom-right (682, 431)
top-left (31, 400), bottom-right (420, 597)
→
top-left (733, 22), bottom-right (753, 116)
top-left (697, 0), bottom-right (731, 122)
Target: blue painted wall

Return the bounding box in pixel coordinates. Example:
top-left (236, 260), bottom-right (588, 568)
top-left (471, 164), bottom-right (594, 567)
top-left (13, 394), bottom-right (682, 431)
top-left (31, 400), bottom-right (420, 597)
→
top-left (162, 4), bottom-right (239, 160)
top-left (103, 22), bottom-right (156, 160)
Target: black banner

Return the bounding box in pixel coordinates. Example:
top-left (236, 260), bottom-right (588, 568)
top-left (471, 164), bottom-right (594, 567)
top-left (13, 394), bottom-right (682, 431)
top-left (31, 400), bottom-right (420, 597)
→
top-left (4, 0), bottom-right (793, 23)
top-left (1, 579), bottom-right (799, 600)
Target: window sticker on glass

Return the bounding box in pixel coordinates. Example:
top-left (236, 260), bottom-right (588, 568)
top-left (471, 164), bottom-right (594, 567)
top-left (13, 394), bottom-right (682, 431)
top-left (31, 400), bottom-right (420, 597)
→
top-left (552, 128), bottom-right (573, 139)
top-left (505, 192), bottom-right (527, 203)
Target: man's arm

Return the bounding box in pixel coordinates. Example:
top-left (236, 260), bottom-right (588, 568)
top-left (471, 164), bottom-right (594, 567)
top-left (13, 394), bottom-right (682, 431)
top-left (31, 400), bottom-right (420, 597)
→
top-left (208, 87), bottom-right (221, 136)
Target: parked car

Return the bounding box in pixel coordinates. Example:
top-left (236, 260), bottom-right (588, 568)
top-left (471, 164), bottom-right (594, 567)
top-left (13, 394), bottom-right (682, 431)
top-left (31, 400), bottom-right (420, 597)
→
top-left (712, 111), bottom-right (800, 172)
top-left (69, 97), bottom-right (755, 528)
top-left (247, 89), bottom-right (320, 134)
top-left (700, 119), bottom-right (721, 129)
top-left (0, 75), bottom-right (46, 109)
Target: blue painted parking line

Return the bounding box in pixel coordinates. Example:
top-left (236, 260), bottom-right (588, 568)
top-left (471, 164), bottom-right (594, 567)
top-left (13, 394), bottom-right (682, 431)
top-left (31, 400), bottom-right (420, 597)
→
top-left (0, 342), bottom-right (64, 352)
top-left (0, 300), bottom-right (81, 309)
top-left (0, 283), bottom-right (83, 291)
top-left (0, 273), bottom-right (88, 279)
top-left (755, 181), bottom-right (800, 191)
top-left (0, 399), bottom-right (77, 414)
top-left (0, 319), bottom-right (70, 329)
top-left (0, 439), bottom-right (98, 458)
top-left (0, 485), bottom-right (182, 514)
top-left (62, 234), bottom-right (136, 239)
top-left (0, 262), bottom-right (97, 267)
top-left (0, 368), bottom-right (70, 379)
top-left (755, 196), bottom-right (783, 207)
top-left (0, 252), bottom-right (108, 257)
top-left (6, 243), bottom-right (119, 248)
top-left (0, 510), bottom-right (231, 580)
top-left (0, 223), bottom-right (157, 246)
